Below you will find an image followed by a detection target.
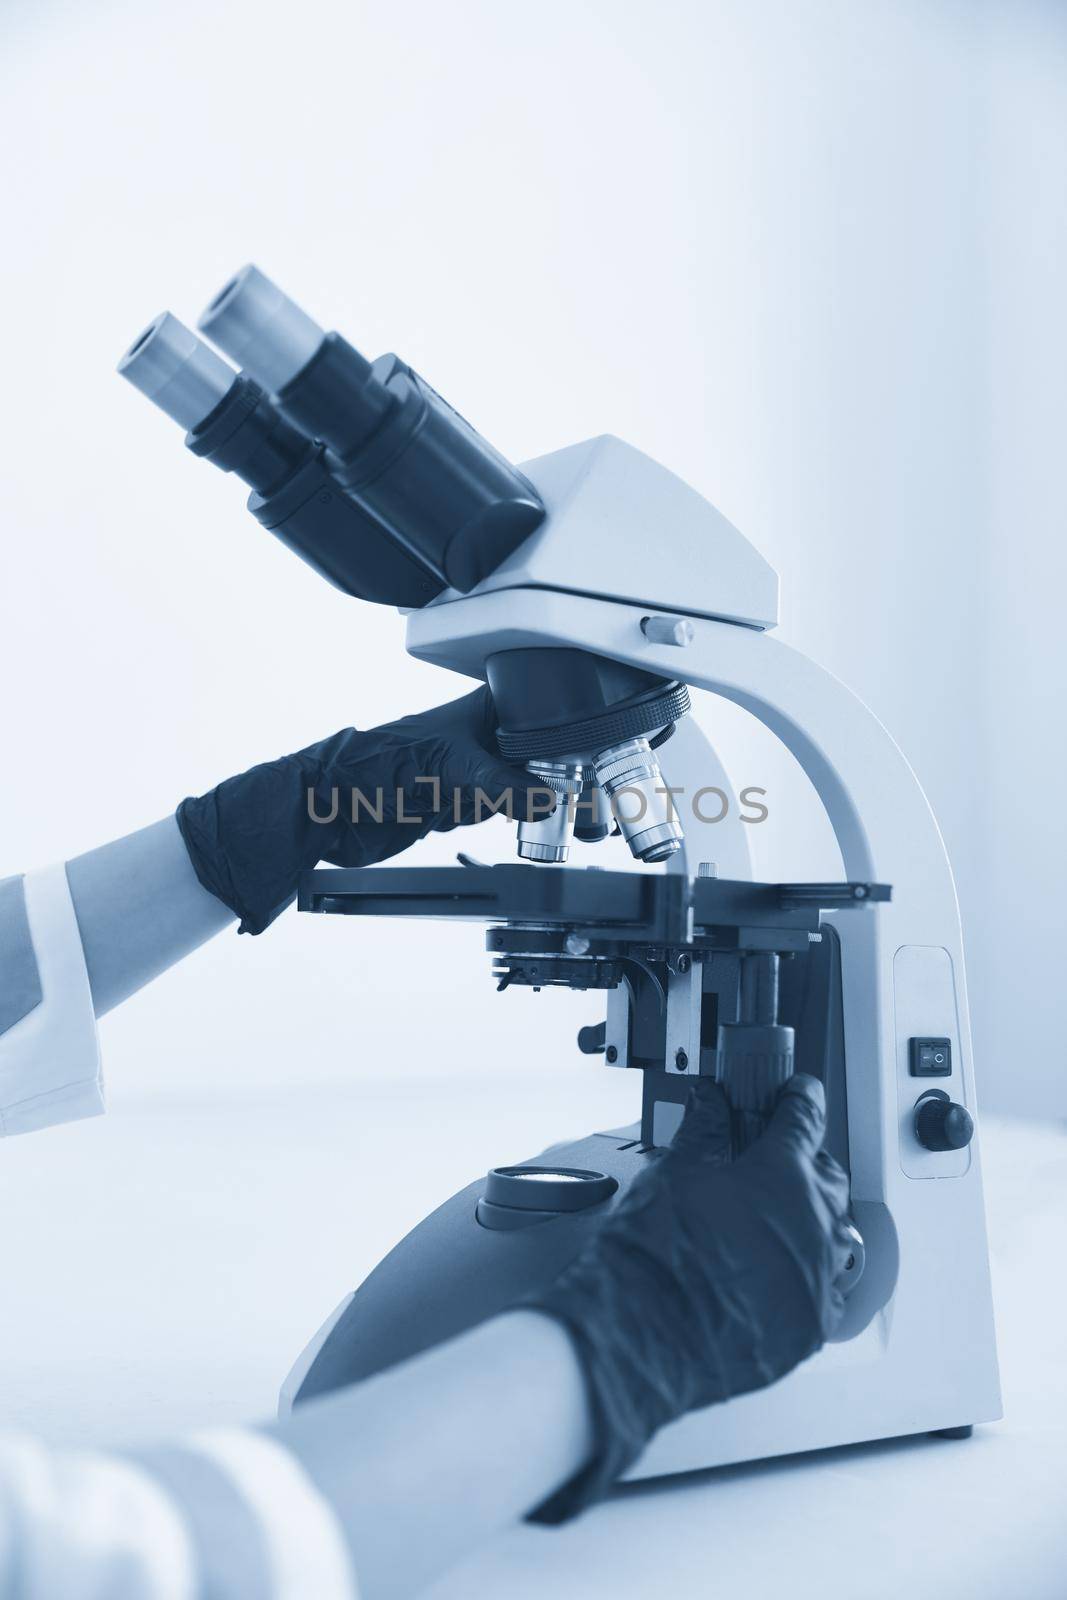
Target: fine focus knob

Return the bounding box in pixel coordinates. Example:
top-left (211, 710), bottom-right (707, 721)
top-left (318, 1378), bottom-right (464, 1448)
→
top-left (915, 1092), bottom-right (974, 1152)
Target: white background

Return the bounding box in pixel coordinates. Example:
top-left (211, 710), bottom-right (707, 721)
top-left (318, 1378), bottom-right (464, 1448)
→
top-left (0, 0), bottom-right (1064, 1116)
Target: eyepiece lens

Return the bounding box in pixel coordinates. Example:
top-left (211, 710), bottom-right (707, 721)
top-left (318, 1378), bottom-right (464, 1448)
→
top-left (117, 310), bottom-right (237, 430)
top-left (198, 263), bottom-right (325, 393)
top-left (124, 319), bottom-right (160, 360)
top-left (209, 276), bottom-right (239, 312)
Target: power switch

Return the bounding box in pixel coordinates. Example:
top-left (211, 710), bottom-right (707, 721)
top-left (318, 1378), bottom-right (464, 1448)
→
top-left (910, 1037), bottom-right (952, 1077)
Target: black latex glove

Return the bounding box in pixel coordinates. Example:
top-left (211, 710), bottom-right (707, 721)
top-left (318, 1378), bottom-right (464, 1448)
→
top-left (177, 687), bottom-right (543, 935)
top-left (526, 1073), bottom-right (853, 1524)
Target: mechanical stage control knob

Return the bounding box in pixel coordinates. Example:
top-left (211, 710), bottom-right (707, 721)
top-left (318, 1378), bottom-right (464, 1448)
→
top-left (914, 1090), bottom-right (974, 1153)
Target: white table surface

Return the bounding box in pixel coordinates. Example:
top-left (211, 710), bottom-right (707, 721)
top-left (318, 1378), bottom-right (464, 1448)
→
top-left (1, 1071), bottom-right (1064, 1599)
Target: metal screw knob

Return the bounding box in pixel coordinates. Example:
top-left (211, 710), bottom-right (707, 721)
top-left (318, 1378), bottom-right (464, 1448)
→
top-left (641, 614), bottom-right (694, 648)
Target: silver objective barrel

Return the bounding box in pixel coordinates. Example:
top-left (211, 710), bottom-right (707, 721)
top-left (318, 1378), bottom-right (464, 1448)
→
top-left (198, 264), bottom-right (325, 394)
top-left (117, 312), bottom-right (237, 430)
top-left (517, 763), bottom-right (584, 864)
top-left (593, 738), bottom-right (683, 863)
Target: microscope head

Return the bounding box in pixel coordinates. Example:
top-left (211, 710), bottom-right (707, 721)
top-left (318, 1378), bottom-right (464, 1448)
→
top-left (411, 433), bottom-right (781, 865)
top-left (118, 268), bottom-right (778, 870)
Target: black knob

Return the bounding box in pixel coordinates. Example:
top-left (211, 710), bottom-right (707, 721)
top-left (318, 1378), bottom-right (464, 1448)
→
top-left (577, 1022), bottom-right (607, 1055)
top-left (915, 1092), bottom-right (974, 1152)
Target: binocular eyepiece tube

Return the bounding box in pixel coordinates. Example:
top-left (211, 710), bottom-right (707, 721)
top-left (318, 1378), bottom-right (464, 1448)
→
top-left (119, 310), bottom-right (315, 502)
top-left (118, 312), bottom-right (237, 431)
top-left (198, 264), bottom-right (326, 397)
top-left (118, 264), bottom-right (545, 606)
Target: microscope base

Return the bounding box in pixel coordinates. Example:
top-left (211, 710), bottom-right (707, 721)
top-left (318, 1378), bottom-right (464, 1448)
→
top-left (280, 1124), bottom-right (998, 1481)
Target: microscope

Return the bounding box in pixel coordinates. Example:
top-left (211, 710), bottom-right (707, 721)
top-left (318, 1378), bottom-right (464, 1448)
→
top-left (119, 269), bottom-right (1001, 1478)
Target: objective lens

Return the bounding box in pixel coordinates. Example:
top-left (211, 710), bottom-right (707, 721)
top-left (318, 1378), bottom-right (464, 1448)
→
top-left (593, 737), bottom-right (684, 863)
top-left (117, 312), bottom-right (237, 429)
top-left (517, 761), bottom-right (583, 864)
top-left (198, 264), bottom-right (326, 394)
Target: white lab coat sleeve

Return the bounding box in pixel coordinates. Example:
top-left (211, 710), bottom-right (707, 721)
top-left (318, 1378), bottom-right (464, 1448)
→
top-left (0, 1429), bottom-right (359, 1598)
top-left (0, 1433), bottom-right (196, 1599)
top-left (0, 864), bottom-right (105, 1136)
top-left (186, 1428), bottom-right (357, 1598)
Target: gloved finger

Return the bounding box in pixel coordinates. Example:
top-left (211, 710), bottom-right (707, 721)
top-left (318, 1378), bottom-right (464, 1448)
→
top-left (454, 756), bottom-right (558, 823)
top-left (472, 683), bottom-right (503, 748)
top-left (669, 1078), bottom-right (733, 1163)
top-left (756, 1073), bottom-right (827, 1162)
top-left (452, 686), bottom-right (501, 752)
top-left (833, 1218), bottom-right (860, 1274)
top-left (814, 1148), bottom-right (852, 1218)
top-left (377, 687), bottom-right (492, 744)
top-left (433, 797), bottom-right (556, 837)
top-left (822, 1281), bottom-right (848, 1341)
top-left (439, 685), bottom-right (501, 750)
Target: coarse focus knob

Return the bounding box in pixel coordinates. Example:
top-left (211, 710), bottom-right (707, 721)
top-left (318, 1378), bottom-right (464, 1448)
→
top-left (915, 1092), bottom-right (974, 1152)
top-left (715, 1021), bottom-right (795, 1157)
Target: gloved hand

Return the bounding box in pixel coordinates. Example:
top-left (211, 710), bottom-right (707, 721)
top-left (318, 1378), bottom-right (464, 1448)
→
top-left (177, 687), bottom-right (544, 935)
top-left (526, 1073), bottom-right (853, 1523)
